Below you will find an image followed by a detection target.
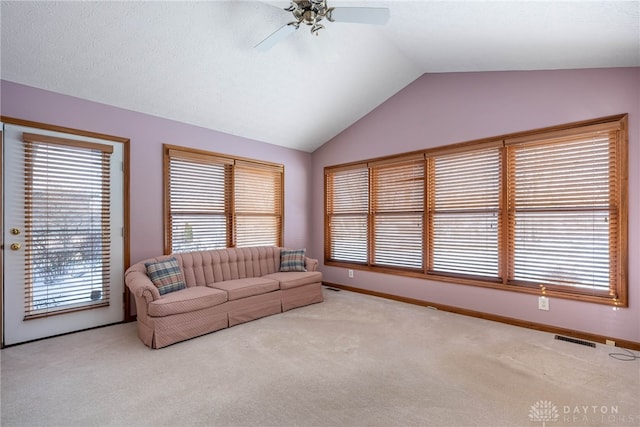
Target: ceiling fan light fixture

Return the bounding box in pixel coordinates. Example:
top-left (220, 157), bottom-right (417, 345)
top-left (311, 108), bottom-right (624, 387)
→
top-left (311, 23), bottom-right (324, 36)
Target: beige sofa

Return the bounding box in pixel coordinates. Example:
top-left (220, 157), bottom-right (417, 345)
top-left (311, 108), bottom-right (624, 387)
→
top-left (125, 246), bottom-right (323, 348)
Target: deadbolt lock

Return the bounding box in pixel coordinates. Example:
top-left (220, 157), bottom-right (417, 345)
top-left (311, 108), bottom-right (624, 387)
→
top-left (10, 228), bottom-right (21, 235)
top-left (10, 243), bottom-right (21, 250)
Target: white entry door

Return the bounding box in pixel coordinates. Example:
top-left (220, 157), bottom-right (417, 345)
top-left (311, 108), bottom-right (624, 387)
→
top-left (2, 123), bottom-right (125, 346)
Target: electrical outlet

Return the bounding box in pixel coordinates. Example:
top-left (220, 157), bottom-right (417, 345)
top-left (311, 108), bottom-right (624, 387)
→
top-left (605, 339), bottom-right (616, 346)
top-left (538, 296), bottom-right (549, 311)
top-left (348, 269), bottom-right (354, 278)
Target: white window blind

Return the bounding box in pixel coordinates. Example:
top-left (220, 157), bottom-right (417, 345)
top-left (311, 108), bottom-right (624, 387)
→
top-left (23, 133), bottom-right (113, 318)
top-left (507, 130), bottom-right (619, 295)
top-left (323, 115), bottom-right (626, 305)
top-left (326, 167), bottom-right (369, 263)
top-left (429, 148), bottom-right (501, 278)
top-left (165, 146), bottom-right (283, 253)
top-left (371, 159), bottom-right (424, 269)
top-left (234, 160), bottom-right (283, 248)
top-left (167, 150), bottom-right (232, 253)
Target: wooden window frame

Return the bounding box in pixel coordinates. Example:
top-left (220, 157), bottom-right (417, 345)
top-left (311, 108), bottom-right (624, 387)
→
top-left (324, 164), bottom-right (370, 265)
top-left (324, 114), bottom-right (628, 306)
top-left (370, 156), bottom-right (425, 271)
top-left (234, 159), bottom-right (284, 248)
top-left (428, 144), bottom-right (502, 280)
top-left (163, 144), bottom-right (284, 254)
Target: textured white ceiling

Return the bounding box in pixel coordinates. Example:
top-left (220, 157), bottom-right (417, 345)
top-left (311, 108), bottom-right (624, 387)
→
top-left (1, 1), bottom-right (639, 152)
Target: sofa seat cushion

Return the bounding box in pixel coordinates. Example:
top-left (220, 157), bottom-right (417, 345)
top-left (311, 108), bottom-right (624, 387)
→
top-left (148, 286), bottom-right (228, 317)
top-left (209, 277), bottom-right (280, 301)
top-left (263, 271), bottom-right (323, 290)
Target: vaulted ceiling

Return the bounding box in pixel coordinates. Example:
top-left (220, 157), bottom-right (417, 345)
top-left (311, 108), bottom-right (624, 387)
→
top-left (1, 1), bottom-right (639, 152)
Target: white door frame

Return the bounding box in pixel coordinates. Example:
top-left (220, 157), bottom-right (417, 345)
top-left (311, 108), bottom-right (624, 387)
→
top-left (1, 117), bottom-right (130, 347)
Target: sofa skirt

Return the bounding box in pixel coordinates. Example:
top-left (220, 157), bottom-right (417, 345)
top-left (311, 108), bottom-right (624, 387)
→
top-left (281, 282), bottom-right (324, 312)
top-left (150, 305), bottom-right (229, 349)
top-left (225, 291), bottom-right (283, 327)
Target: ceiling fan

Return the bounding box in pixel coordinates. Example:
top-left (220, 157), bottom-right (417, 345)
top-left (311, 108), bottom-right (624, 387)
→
top-left (255, 0), bottom-right (390, 51)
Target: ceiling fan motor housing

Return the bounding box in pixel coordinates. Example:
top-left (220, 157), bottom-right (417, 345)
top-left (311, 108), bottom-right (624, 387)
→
top-left (302, 10), bottom-right (318, 25)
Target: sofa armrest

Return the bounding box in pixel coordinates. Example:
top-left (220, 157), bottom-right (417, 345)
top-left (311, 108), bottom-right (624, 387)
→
top-left (305, 257), bottom-right (319, 272)
top-left (126, 271), bottom-right (161, 302)
top-left (124, 263), bottom-right (162, 322)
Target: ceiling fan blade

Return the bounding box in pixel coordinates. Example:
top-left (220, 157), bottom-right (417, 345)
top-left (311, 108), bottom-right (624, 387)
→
top-left (328, 7), bottom-right (390, 25)
top-left (255, 23), bottom-right (298, 52)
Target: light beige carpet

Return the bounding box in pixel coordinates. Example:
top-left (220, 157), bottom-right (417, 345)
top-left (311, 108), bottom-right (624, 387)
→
top-left (1, 289), bottom-right (638, 427)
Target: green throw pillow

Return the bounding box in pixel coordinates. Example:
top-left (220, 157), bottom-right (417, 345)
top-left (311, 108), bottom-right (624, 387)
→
top-left (280, 249), bottom-right (307, 272)
top-left (145, 257), bottom-right (186, 295)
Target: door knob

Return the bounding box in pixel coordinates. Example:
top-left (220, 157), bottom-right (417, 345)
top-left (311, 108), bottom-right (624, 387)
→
top-left (10, 243), bottom-right (21, 250)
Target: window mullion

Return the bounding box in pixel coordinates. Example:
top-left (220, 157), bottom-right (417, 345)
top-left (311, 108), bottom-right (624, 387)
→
top-left (228, 163), bottom-right (235, 248)
top-left (503, 145), bottom-right (514, 286)
top-left (426, 157), bottom-right (435, 274)
top-left (368, 166), bottom-right (375, 267)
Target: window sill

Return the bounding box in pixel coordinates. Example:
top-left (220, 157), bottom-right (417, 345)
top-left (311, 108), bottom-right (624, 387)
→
top-left (325, 260), bottom-right (626, 307)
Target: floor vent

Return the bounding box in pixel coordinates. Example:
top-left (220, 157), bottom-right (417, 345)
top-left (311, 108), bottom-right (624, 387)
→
top-left (554, 335), bottom-right (596, 348)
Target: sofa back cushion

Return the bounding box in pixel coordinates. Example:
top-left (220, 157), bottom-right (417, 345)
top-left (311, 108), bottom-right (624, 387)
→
top-left (174, 246), bottom-right (282, 287)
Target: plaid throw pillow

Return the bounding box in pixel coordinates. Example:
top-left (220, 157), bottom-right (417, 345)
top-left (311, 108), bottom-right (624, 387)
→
top-left (145, 257), bottom-right (186, 295)
top-left (280, 248), bottom-right (307, 272)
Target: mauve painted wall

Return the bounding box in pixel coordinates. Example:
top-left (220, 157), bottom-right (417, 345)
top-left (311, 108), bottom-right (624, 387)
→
top-left (312, 68), bottom-right (640, 343)
top-left (0, 80), bottom-right (313, 266)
